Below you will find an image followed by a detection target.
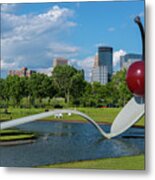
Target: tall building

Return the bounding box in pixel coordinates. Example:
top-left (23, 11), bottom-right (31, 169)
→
top-left (9, 67), bottom-right (36, 77)
top-left (53, 57), bottom-right (68, 67)
top-left (98, 47), bottom-right (113, 81)
top-left (91, 46), bottom-right (113, 84)
top-left (91, 66), bottom-right (108, 85)
top-left (94, 54), bottom-right (99, 67)
top-left (120, 53), bottom-right (142, 70)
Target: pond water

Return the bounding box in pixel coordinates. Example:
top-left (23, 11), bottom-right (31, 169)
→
top-left (0, 121), bottom-right (145, 167)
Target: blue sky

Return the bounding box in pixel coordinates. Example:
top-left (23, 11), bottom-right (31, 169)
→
top-left (1, 0), bottom-right (144, 80)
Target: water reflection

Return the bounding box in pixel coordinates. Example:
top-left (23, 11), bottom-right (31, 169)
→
top-left (0, 121), bottom-right (145, 167)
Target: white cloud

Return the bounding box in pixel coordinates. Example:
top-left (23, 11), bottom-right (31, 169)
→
top-left (35, 67), bottom-right (53, 76)
top-left (2, 5), bottom-right (75, 42)
top-left (47, 43), bottom-right (79, 55)
top-left (70, 56), bottom-right (94, 81)
top-left (38, 5), bottom-right (74, 22)
top-left (1, 59), bottom-right (18, 70)
top-left (113, 49), bottom-right (126, 67)
top-left (1, 4), bottom-right (16, 12)
top-left (1, 5), bottom-right (77, 74)
top-left (79, 56), bottom-right (94, 69)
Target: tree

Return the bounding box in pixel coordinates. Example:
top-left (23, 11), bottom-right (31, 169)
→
top-left (28, 73), bottom-right (55, 106)
top-left (80, 82), bottom-right (103, 107)
top-left (52, 65), bottom-right (78, 104)
top-left (5, 75), bottom-right (27, 107)
top-left (0, 78), bottom-right (9, 107)
top-left (42, 76), bottom-right (56, 99)
top-left (103, 81), bottom-right (118, 107)
top-left (70, 72), bottom-right (86, 106)
top-left (107, 70), bottom-right (132, 107)
top-left (0, 78), bottom-right (6, 100)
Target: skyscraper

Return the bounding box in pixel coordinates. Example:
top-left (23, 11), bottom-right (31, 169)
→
top-left (98, 47), bottom-right (113, 81)
top-left (120, 53), bottom-right (142, 70)
top-left (91, 46), bottom-right (113, 84)
top-left (91, 66), bottom-right (108, 85)
top-left (94, 54), bottom-right (99, 67)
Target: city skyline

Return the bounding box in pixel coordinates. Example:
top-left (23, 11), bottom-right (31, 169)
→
top-left (1, 1), bottom-right (144, 81)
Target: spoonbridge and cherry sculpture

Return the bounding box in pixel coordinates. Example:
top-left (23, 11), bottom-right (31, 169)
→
top-left (0, 16), bottom-right (145, 139)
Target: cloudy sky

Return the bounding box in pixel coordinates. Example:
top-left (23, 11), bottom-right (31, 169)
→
top-left (1, 1), bottom-right (144, 80)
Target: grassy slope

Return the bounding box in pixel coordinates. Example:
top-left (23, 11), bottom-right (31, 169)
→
top-left (0, 107), bottom-right (44, 121)
top-left (0, 134), bottom-right (35, 141)
top-left (0, 129), bottom-right (36, 141)
top-left (42, 155), bottom-right (145, 170)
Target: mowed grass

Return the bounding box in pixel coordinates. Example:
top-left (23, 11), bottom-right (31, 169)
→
top-left (0, 129), bottom-right (36, 141)
top-left (0, 107), bottom-right (44, 120)
top-left (0, 134), bottom-right (35, 141)
top-left (41, 155), bottom-right (145, 170)
top-left (0, 107), bottom-right (144, 126)
top-left (0, 129), bottom-right (22, 135)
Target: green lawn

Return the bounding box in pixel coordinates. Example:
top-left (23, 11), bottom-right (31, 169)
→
top-left (0, 129), bottom-right (22, 135)
top-left (42, 155), bottom-right (145, 170)
top-left (0, 107), bottom-right (45, 121)
top-left (0, 134), bottom-right (35, 141)
top-left (0, 107), bottom-right (145, 126)
top-left (0, 129), bottom-right (36, 141)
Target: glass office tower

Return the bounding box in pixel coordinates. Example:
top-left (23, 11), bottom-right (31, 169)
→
top-left (120, 53), bottom-right (142, 70)
top-left (98, 47), bottom-right (113, 81)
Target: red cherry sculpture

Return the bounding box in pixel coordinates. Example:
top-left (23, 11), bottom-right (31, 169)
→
top-left (126, 61), bottom-right (145, 97)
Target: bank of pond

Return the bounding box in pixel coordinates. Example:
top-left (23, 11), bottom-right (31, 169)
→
top-left (0, 129), bottom-right (37, 145)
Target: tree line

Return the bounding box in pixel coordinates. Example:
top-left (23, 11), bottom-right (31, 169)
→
top-left (0, 65), bottom-right (132, 108)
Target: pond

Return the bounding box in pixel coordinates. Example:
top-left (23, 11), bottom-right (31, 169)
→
top-left (0, 121), bottom-right (145, 167)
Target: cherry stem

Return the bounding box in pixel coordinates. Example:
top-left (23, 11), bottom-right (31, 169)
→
top-left (134, 16), bottom-right (145, 61)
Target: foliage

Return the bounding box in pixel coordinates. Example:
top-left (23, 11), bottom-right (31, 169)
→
top-left (5, 76), bottom-right (28, 106)
top-left (52, 65), bottom-right (85, 105)
top-left (0, 67), bottom-right (132, 108)
top-left (110, 70), bottom-right (132, 106)
top-left (28, 73), bottom-right (56, 106)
